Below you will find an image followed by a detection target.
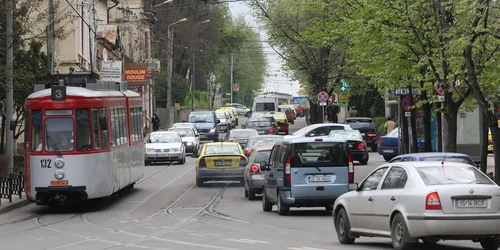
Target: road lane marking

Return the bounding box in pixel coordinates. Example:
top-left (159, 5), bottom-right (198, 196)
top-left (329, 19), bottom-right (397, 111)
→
top-left (129, 244), bottom-right (173, 250)
top-left (151, 237), bottom-right (243, 250)
top-left (145, 226), bottom-right (158, 230)
top-left (119, 220), bottom-right (129, 223)
top-left (189, 233), bottom-right (207, 236)
top-left (226, 238), bottom-right (269, 244)
top-left (289, 248), bottom-right (325, 250)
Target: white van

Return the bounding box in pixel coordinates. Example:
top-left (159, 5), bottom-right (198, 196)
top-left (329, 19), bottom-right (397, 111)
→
top-left (252, 96), bottom-right (279, 113)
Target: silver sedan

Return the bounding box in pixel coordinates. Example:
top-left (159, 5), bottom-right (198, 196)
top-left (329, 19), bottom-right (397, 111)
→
top-left (333, 161), bottom-right (500, 250)
top-left (243, 146), bottom-right (272, 200)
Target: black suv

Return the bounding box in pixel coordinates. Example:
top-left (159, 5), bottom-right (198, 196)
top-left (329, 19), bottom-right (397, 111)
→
top-left (345, 117), bottom-right (378, 152)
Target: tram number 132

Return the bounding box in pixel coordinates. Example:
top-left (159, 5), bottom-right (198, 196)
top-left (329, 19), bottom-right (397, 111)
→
top-left (40, 159), bottom-right (52, 168)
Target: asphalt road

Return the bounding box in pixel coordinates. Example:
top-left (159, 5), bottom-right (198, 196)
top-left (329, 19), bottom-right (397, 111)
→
top-left (0, 117), bottom-right (485, 250)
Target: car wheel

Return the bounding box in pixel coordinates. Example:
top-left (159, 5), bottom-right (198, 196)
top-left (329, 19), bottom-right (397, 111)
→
top-left (421, 238), bottom-right (439, 245)
top-left (145, 160), bottom-right (151, 166)
top-left (325, 204), bottom-right (333, 211)
top-left (179, 155), bottom-right (185, 164)
top-left (196, 178), bottom-right (204, 187)
top-left (360, 154), bottom-right (369, 165)
top-left (277, 192), bottom-right (289, 215)
top-left (244, 186), bottom-right (249, 198)
top-left (285, 130), bottom-right (289, 135)
top-left (371, 144), bottom-right (377, 152)
top-left (262, 188), bottom-right (272, 212)
top-left (384, 155), bottom-right (394, 161)
top-left (335, 208), bottom-right (355, 244)
top-left (480, 237), bottom-right (500, 250)
top-left (248, 188), bottom-right (257, 200)
top-left (291, 120), bottom-right (294, 124)
top-left (391, 213), bottom-right (414, 250)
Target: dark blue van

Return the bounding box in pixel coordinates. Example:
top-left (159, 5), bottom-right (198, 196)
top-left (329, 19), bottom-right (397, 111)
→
top-left (187, 111), bottom-right (220, 141)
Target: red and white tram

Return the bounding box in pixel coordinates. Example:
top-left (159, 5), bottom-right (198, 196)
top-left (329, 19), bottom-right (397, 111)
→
top-left (24, 81), bottom-right (145, 206)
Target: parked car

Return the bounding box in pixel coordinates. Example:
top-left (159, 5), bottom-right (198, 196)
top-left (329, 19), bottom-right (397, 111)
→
top-left (333, 161), bottom-right (500, 250)
top-left (260, 137), bottom-right (354, 215)
top-left (284, 123), bottom-right (352, 140)
top-left (144, 131), bottom-right (186, 165)
top-left (377, 127), bottom-right (424, 161)
top-left (171, 123), bottom-right (199, 137)
top-left (244, 135), bottom-right (283, 156)
top-left (345, 117), bottom-right (378, 152)
top-left (223, 129), bottom-right (260, 149)
top-left (389, 152), bottom-right (477, 167)
top-left (187, 111), bottom-right (220, 142)
top-left (194, 142), bottom-right (247, 186)
top-left (227, 103), bottom-right (252, 117)
top-left (217, 107), bottom-right (239, 125)
top-left (265, 112), bottom-right (289, 135)
top-left (215, 110), bottom-right (232, 132)
top-left (243, 118), bottom-right (279, 135)
top-left (168, 127), bottom-right (200, 154)
top-left (329, 130), bottom-right (369, 165)
top-left (244, 146), bottom-right (273, 200)
top-left (293, 104), bottom-right (304, 117)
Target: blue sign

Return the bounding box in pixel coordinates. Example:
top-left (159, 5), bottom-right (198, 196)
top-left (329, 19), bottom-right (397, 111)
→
top-left (317, 91), bottom-right (329, 102)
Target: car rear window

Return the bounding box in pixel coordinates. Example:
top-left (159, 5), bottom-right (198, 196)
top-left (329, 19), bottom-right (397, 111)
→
top-left (247, 121), bottom-right (271, 128)
top-left (254, 150), bottom-right (272, 163)
top-left (348, 122), bottom-right (374, 129)
top-left (291, 142), bottom-right (348, 167)
top-left (420, 156), bottom-right (474, 166)
top-left (205, 144), bottom-right (240, 155)
top-left (248, 137), bottom-right (281, 148)
top-left (232, 131), bottom-right (258, 139)
top-left (416, 166), bottom-right (494, 185)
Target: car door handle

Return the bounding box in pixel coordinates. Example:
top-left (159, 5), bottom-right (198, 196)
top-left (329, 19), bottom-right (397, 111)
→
top-left (390, 196), bottom-right (396, 201)
top-left (368, 197), bottom-right (373, 202)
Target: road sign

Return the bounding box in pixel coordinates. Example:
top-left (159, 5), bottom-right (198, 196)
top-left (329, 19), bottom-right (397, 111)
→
top-left (394, 87), bottom-right (421, 96)
top-left (319, 102), bottom-right (327, 106)
top-left (317, 91), bottom-right (329, 102)
top-left (405, 112), bottom-right (411, 117)
top-left (233, 83), bottom-right (239, 92)
top-left (401, 95), bottom-right (417, 112)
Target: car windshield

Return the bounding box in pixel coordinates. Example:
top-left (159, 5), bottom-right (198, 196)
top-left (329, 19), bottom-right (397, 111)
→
top-left (188, 113), bottom-right (214, 123)
top-left (256, 102), bottom-right (275, 112)
top-left (416, 165), bottom-right (494, 185)
top-left (253, 150), bottom-right (272, 163)
top-left (420, 156), bottom-right (475, 166)
top-left (348, 122), bottom-right (373, 129)
top-left (205, 144), bottom-right (241, 155)
top-left (247, 121), bottom-right (271, 128)
top-left (169, 128), bottom-right (194, 137)
top-left (215, 112), bottom-right (226, 119)
top-left (247, 137), bottom-right (281, 148)
top-left (387, 127), bottom-right (399, 137)
top-left (291, 142), bottom-right (348, 167)
top-left (232, 131), bottom-right (258, 139)
top-left (44, 118), bottom-right (75, 152)
top-left (148, 133), bottom-right (181, 143)
top-left (329, 131), bottom-right (362, 140)
top-left (173, 123), bottom-right (194, 129)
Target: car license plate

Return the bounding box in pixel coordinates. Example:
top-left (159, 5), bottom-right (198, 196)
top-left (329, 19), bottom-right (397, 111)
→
top-left (258, 131), bottom-right (265, 134)
top-left (308, 175), bottom-right (332, 182)
top-left (384, 149), bottom-right (394, 153)
top-left (361, 133), bottom-right (365, 136)
top-left (214, 161), bottom-right (232, 166)
top-left (157, 154), bottom-right (168, 157)
top-left (200, 134), bottom-right (207, 139)
top-left (455, 199), bottom-right (487, 208)
top-left (51, 180), bottom-right (68, 186)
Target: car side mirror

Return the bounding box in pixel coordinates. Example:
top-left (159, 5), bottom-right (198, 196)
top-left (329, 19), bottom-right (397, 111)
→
top-left (216, 119), bottom-right (221, 124)
top-left (260, 161), bottom-right (269, 171)
top-left (349, 183), bottom-right (359, 191)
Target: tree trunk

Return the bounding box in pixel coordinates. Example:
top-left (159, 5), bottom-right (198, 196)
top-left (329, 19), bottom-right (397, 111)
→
top-left (442, 100), bottom-right (458, 152)
top-left (410, 92), bottom-right (418, 153)
top-left (480, 119), bottom-right (488, 173)
top-left (0, 115), bottom-right (5, 154)
top-left (436, 102), bottom-right (442, 152)
top-left (421, 93), bottom-right (432, 152)
top-left (401, 107), bottom-right (409, 155)
top-left (310, 103), bottom-right (319, 124)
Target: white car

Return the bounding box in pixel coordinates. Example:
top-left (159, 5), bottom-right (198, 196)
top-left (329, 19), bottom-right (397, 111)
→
top-left (144, 131), bottom-right (186, 165)
top-left (284, 123), bottom-right (352, 140)
top-left (168, 127), bottom-right (200, 154)
top-left (333, 161), bottom-right (500, 250)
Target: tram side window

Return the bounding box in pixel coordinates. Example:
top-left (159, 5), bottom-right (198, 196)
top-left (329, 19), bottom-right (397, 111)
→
top-left (139, 107), bottom-right (144, 140)
top-left (118, 107), bottom-right (124, 145)
top-left (121, 107), bottom-right (128, 144)
top-left (100, 108), bottom-right (109, 149)
top-left (92, 109), bottom-right (101, 150)
top-left (135, 107), bottom-right (141, 141)
top-left (32, 110), bottom-right (42, 152)
top-left (76, 108), bottom-right (92, 151)
top-left (130, 107), bottom-right (136, 142)
top-left (111, 108), bottom-right (118, 147)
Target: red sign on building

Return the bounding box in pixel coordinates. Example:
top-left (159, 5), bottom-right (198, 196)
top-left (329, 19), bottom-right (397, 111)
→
top-left (124, 63), bottom-right (148, 85)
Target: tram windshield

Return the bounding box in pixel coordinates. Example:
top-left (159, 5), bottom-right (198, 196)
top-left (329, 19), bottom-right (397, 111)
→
top-left (44, 118), bottom-right (74, 152)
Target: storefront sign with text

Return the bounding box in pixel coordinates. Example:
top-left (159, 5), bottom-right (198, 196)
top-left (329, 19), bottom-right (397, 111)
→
top-left (124, 63), bottom-right (148, 85)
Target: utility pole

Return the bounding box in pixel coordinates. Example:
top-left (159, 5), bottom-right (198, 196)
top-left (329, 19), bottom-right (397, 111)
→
top-left (47, 0), bottom-right (55, 74)
top-left (192, 51), bottom-right (195, 111)
top-left (230, 54), bottom-right (233, 103)
top-left (5, 0), bottom-right (14, 173)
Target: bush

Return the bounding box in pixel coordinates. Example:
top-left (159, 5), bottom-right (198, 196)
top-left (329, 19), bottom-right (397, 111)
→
top-left (373, 116), bottom-right (387, 136)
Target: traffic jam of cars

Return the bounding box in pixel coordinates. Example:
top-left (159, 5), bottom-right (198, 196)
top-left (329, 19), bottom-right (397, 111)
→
top-left (143, 103), bottom-right (500, 250)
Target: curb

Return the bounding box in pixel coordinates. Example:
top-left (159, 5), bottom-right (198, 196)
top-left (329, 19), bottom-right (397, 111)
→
top-left (0, 199), bottom-right (31, 215)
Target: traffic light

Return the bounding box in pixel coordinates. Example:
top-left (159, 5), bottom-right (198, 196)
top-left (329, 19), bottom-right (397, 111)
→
top-left (340, 79), bottom-right (349, 92)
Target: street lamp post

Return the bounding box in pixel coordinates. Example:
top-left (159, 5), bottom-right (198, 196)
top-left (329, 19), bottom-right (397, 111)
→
top-left (166, 17), bottom-right (187, 126)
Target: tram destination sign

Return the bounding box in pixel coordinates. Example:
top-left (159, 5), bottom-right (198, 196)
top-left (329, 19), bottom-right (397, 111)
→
top-left (51, 86), bottom-right (66, 101)
top-left (394, 87), bottom-right (421, 96)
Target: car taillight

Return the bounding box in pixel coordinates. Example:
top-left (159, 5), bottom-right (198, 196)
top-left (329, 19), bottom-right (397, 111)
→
top-left (425, 192), bottom-right (442, 210)
top-left (367, 131), bottom-right (377, 137)
top-left (378, 138), bottom-right (382, 146)
top-left (315, 138), bottom-right (323, 141)
top-left (356, 142), bottom-right (365, 150)
top-left (285, 155), bottom-right (291, 186)
top-left (229, 140), bottom-right (234, 142)
top-left (269, 127), bottom-right (275, 133)
top-left (199, 158), bottom-right (207, 168)
top-left (240, 156), bottom-right (246, 167)
top-left (348, 152), bottom-right (354, 183)
top-left (245, 148), bottom-right (252, 155)
top-left (250, 164), bottom-right (260, 174)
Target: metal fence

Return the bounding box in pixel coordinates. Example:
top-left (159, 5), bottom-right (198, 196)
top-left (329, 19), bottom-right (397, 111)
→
top-left (0, 172), bottom-right (24, 205)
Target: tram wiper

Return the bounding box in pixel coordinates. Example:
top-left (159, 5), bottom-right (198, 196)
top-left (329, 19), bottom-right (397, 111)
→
top-left (47, 135), bottom-right (62, 157)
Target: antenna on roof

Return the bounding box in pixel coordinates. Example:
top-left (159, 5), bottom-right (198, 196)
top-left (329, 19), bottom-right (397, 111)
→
top-left (441, 152), bottom-right (447, 166)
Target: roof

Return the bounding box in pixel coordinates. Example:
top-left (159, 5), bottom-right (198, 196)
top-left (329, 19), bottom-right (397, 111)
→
top-left (285, 137), bottom-right (347, 144)
top-left (231, 129), bottom-right (258, 132)
top-left (346, 117), bottom-right (372, 121)
top-left (204, 142), bottom-right (240, 146)
top-left (253, 145), bottom-right (274, 151)
top-left (395, 152), bottom-right (472, 158)
top-left (305, 123), bottom-right (351, 128)
top-left (394, 161), bottom-right (475, 169)
top-left (27, 86), bottom-right (139, 99)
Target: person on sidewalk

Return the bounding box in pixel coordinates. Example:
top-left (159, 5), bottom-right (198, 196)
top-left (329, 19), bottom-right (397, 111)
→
top-left (326, 102), bottom-right (340, 123)
top-left (385, 116), bottom-right (396, 134)
top-left (348, 106), bottom-right (359, 117)
top-left (152, 113), bottom-right (160, 131)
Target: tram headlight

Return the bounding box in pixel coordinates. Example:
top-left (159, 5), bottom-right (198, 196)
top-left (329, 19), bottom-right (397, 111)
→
top-left (54, 159), bottom-right (64, 168)
top-left (54, 170), bottom-right (65, 180)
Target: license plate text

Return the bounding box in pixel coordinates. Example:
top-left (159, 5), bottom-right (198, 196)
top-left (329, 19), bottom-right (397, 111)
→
top-left (456, 199), bottom-right (487, 208)
top-left (308, 175), bottom-right (332, 182)
top-left (50, 180), bottom-right (69, 186)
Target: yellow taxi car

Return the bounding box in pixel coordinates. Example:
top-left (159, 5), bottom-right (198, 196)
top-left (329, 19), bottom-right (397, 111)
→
top-left (217, 106), bottom-right (239, 125)
top-left (489, 129), bottom-right (493, 152)
top-left (265, 111), bottom-right (289, 135)
top-left (194, 142), bottom-right (247, 186)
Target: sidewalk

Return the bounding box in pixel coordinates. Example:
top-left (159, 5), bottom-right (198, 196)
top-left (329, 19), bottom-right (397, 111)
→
top-left (0, 192), bottom-right (30, 215)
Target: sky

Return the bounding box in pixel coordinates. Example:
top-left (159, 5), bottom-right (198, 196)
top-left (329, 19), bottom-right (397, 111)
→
top-left (227, 1), bottom-right (301, 96)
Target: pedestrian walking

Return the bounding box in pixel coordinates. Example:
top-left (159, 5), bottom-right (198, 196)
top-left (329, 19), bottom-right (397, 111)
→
top-left (326, 102), bottom-right (339, 123)
top-left (385, 116), bottom-right (396, 134)
top-left (152, 113), bottom-right (160, 131)
top-left (348, 106), bottom-right (359, 117)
